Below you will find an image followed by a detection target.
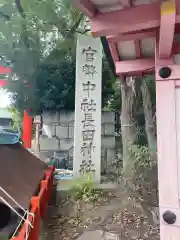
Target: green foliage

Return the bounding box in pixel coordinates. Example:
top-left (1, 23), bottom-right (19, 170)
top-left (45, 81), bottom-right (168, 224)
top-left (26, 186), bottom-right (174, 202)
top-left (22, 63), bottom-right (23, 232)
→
top-left (0, 0), bottom-right (115, 114)
top-left (107, 80), bottom-right (121, 111)
top-left (131, 145), bottom-right (156, 172)
top-left (129, 145), bottom-right (158, 205)
top-left (7, 106), bottom-right (22, 131)
top-left (35, 62), bottom-right (76, 111)
top-left (70, 175), bottom-right (103, 202)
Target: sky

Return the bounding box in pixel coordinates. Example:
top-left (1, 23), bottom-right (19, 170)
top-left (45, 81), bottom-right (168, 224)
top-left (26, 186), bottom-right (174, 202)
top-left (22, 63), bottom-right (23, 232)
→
top-left (0, 89), bottom-right (11, 108)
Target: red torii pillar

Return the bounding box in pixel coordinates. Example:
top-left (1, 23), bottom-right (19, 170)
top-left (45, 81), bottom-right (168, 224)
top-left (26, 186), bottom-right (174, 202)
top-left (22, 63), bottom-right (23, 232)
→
top-left (0, 66), bottom-right (32, 148)
top-left (74, 0), bottom-right (180, 239)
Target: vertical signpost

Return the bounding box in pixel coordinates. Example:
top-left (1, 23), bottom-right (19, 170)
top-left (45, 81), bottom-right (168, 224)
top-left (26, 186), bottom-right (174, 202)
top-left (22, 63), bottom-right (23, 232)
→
top-left (74, 35), bottom-right (102, 182)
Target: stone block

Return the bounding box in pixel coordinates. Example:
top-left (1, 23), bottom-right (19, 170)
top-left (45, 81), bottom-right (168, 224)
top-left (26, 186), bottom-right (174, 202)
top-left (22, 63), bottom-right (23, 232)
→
top-left (102, 136), bottom-right (115, 148)
top-left (42, 111), bottom-right (59, 124)
top-left (60, 139), bottom-right (74, 151)
top-left (101, 125), bottom-right (105, 135)
top-left (102, 111), bottom-right (115, 124)
top-left (69, 120), bottom-right (74, 127)
top-left (101, 147), bottom-right (106, 158)
top-left (34, 115), bottom-right (41, 124)
top-left (69, 147), bottom-right (74, 158)
top-left (101, 148), bottom-right (107, 171)
top-left (60, 111), bottom-right (74, 124)
top-left (56, 126), bottom-right (68, 139)
top-left (104, 123), bottom-right (115, 136)
top-left (107, 148), bottom-right (116, 164)
top-left (39, 137), bottom-right (59, 150)
top-left (69, 126), bottom-right (74, 139)
top-left (49, 125), bottom-right (56, 136)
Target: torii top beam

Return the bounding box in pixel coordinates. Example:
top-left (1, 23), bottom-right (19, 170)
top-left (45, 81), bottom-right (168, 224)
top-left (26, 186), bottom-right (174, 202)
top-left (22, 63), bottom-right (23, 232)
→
top-left (73, 0), bottom-right (180, 76)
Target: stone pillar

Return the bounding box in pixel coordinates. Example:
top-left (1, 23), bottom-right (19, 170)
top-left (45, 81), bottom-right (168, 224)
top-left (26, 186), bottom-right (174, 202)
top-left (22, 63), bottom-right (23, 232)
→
top-left (74, 35), bottom-right (102, 182)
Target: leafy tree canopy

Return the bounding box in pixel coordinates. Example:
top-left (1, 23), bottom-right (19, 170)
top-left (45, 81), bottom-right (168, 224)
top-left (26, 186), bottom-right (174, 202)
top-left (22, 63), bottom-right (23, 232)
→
top-left (0, 0), bottom-right (115, 114)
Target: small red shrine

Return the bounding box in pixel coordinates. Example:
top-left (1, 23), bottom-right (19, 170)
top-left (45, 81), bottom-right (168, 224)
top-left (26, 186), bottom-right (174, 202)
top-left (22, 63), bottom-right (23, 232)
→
top-left (0, 65), bottom-right (54, 240)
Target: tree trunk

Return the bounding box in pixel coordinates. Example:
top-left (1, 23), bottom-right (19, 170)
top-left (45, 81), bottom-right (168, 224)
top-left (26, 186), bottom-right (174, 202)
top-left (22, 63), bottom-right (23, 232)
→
top-left (141, 80), bottom-right (156, 154)
top-left (121, 77), bottom-right (136, 176)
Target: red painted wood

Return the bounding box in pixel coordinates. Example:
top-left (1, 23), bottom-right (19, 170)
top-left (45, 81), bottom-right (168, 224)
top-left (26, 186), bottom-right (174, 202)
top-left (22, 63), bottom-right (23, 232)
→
top-left (107, 30), bottom-right (156, 43)
top-left (119, 0), bottom-right (131, 7)
top-left (108, 40), bottom-right (120, 63)
top-left (134, 40), bottom-right (141, 59)
top-left (159, 1), bottom-right (176, 58)
top-left (11, 167), bottom-right (54, 240)
top-left (22, 111), bottom-right (32, 148)
top-left (0, 66), bottom-right (12, 74)
top-left (39, 180), bottom-right (48, 218)
top-left (91, 2), bottom-right (161, 37)
top-left (29, 197), bottom-right (40, 240)
top-left (0, 80), bottom-right (7, 87)
top-left (116, 58), bottom-right (154, 75)
top-left (90, 1), bottom-right (180, 37)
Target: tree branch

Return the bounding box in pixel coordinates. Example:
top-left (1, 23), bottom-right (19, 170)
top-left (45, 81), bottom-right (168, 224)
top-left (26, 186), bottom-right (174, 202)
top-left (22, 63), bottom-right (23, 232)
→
top-left (14, 0), bottom-right (30, 49)
top-left (14, 0), bottom-right (25, 18)
top-left (66, 13), bottom-right (84, 38)
top-left (76, 29), bottom-right (90, 34)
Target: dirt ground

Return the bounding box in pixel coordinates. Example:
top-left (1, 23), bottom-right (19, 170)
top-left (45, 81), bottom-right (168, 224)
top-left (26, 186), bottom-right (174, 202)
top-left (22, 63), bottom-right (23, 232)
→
top-left (40, 187), bottom-right (159, 240)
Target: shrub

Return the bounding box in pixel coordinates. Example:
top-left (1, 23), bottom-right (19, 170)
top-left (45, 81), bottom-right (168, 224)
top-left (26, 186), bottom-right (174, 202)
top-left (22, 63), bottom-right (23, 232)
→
top-left (69, 173), bottom-right (103, 202)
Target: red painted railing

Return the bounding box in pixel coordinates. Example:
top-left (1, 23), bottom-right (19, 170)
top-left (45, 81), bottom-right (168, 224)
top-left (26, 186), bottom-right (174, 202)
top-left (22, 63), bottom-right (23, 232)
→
top-left (11, 166), bottom-right (54, 240)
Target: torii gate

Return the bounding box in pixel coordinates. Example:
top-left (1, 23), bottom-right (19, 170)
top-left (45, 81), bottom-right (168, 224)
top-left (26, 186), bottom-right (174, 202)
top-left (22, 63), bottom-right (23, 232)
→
top-left (74, 0), bottom-right (180, 239)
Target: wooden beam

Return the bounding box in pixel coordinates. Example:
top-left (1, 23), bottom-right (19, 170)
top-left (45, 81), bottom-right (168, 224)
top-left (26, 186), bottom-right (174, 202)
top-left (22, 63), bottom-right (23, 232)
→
top-left (159, 1), bottom-right (176, 58)
top-left (108, 40), bottom-right (120, 63)
top-left (90, 1), bottom-right (180, 37)
top-left (134, 40), bottom-right (141, 59)
top-left (108, 30), bottom-right (156, 43)
top-left (173, 42), bottom-right (180, 54)
top-left (116, 58), bottom-right (155, 75)
top-left (119, 0), bottom-right (131, 7)
top-left (91, 2), bottom-right (161, 37)
top-left (73, 0), bottom-right (97, 18)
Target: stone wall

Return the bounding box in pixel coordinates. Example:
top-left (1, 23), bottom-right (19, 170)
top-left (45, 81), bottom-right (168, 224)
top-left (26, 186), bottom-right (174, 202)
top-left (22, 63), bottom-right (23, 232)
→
top-left (37, 111), bottom-right (116, 168)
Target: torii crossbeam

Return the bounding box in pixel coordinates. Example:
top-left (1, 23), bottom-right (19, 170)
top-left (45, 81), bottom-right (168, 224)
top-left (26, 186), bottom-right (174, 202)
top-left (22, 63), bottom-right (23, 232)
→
top-left (74, 0), bottom-right (180, 239)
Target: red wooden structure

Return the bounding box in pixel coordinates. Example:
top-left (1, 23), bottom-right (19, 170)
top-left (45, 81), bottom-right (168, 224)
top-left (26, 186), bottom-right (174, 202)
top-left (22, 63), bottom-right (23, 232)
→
top-left (0, 66), bottom-right (54, 239)
top-left (74, 0), bottom-right (180, 239)
top-left (11, 166), bottom-right (54, 240)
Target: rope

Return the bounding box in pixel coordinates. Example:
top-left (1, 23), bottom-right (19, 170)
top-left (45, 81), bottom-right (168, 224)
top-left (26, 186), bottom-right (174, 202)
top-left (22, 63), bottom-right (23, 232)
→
top-left (0, 186), bottom-right (34, 239)
top-left (25, 211), bottom-right (35, 240)
top-left (0, 197), bottom-right (33, 228)
top-left (11, 212), bottom-right (26, 237)
top-left (0, 187), bottom-right (27, 213)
